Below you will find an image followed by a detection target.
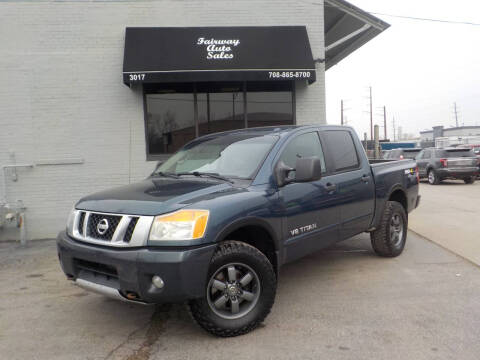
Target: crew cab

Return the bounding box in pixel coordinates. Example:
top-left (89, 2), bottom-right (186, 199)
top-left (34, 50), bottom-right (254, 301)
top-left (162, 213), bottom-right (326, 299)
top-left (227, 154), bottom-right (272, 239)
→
top-left (57, 125), bottom-right (420, 337)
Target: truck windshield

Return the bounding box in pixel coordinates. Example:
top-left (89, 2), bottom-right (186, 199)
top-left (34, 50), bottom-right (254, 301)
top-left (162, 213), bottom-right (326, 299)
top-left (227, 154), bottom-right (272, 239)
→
top-left (155, 133), bottom-right (279, 179)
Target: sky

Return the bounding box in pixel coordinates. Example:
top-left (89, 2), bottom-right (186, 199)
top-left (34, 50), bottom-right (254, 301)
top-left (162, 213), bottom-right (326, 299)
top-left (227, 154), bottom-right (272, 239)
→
top-left (325, 0), bottom-right (480, 140)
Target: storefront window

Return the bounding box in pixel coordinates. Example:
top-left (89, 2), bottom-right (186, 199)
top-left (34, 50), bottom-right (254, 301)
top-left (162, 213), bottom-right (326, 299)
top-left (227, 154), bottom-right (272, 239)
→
top-left (144, 81), bottom-right (294, 158)
top-left (197, 83), bottom-right (245, 136)
top-left (145, 84), bottom-right (195, 156)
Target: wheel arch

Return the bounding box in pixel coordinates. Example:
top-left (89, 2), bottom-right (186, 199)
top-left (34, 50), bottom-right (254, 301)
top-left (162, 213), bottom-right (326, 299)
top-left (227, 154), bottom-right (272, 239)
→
top-left (214, 217), bottom-right (280, 276)
top-left (388, 187), bottom-right (408, 214)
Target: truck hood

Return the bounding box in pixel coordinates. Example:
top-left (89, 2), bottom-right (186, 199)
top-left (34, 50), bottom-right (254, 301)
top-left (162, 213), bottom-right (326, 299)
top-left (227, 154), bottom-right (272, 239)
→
top-left (75, 178), bottom-right (234, 216)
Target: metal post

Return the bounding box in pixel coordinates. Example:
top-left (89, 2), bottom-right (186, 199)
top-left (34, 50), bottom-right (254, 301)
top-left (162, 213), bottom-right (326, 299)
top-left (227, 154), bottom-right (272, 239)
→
top-left (363, 132), bottom-right (368, 152)
top-left (207, 92), bottom-right (211, 133)
top-left (383, 106), bottom-right (387, 140)
top-left (19, 211), bottom-right (26, 246)
top-left (243, 82), bottom-right (248, 128)
top-left (454, 102), bottom-right (459, 128)
top-left (341, 100), bottom-right (344, 125)
top-left (369, 86), bottom-right (373, 140)
top-left (193, 83), bottom-right (199, 137)
top-left (374, 125), bottom-right (380, 159)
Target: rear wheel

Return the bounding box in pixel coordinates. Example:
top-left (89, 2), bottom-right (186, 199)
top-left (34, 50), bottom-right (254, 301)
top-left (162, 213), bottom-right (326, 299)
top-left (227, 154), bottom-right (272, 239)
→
top-left (189, 241), bottom-right (276, 337)
top-left (464, 176), bottom-right (475, 184)
top-left (428, 169), bottom-right (440, 185)
top-left (371, 201), bottom-right (407, 257)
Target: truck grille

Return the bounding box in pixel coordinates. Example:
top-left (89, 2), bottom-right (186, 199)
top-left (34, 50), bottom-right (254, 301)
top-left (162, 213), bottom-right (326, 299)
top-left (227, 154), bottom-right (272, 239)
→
top-left (87, 213), bottom-right (122, 240)
top-left (78, 211), bottom-right (86, 235)
top-left (71, 210), bottom-right (153, 247)
top-left (124, 217), bottom-right (139, 243)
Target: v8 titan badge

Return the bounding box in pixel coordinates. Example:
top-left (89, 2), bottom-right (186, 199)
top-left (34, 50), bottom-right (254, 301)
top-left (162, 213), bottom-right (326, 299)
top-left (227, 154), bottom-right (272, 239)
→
top-left (290, 223), bottom-right (317, 237)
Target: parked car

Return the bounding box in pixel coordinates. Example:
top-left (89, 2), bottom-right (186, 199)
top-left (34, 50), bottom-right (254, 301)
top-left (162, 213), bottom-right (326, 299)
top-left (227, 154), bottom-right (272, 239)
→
top-left (458, 144), bottom-right (480, 177)
top-left (384, 148), bottom-right (422, 160)
top-left (57, 125), bottom-right (420, 337)
top-left (416, 147), bottom-right (478, 184)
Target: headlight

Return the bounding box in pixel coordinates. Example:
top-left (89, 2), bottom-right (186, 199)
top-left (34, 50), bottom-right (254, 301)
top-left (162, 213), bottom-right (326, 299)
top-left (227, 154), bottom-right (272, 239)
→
top-left (66, 208), bottom-right (77, 236)
top-left (149, 209), bottom-right (209, 241)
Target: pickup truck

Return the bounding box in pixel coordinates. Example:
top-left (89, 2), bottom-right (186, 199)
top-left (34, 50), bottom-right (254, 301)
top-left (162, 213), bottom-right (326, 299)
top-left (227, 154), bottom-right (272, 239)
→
top-left (57, 125), bottom-right (420, 337)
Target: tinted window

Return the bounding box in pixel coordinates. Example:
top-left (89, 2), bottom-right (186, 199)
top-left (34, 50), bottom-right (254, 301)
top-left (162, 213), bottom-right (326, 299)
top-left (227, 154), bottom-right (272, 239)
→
top-left (402, 150), bottom-right (421, 159)
top-left (323, 131), bottom-right (360, 171)
top-left (422, 150), bottom-right (431, 159)
top-left (437, 149), bottom-right (475, 158)
top-left (197, 91), bottom-right (245, 136)
top-left (247, 82), bottom-right (293, 127)
top-left (145, 91), bottom-right (195, 154)
top-left (279, 132), bottom-right (326, 177)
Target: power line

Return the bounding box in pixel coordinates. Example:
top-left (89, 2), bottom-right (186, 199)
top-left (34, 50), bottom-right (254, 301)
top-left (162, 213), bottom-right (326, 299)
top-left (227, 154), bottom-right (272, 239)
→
top-left (368, 12), bottom-right (480, 26)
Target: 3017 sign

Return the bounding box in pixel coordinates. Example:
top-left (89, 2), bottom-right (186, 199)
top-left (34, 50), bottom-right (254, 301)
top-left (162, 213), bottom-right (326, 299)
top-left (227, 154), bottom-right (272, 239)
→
top-left (128, 73), bottom-right (146, 81)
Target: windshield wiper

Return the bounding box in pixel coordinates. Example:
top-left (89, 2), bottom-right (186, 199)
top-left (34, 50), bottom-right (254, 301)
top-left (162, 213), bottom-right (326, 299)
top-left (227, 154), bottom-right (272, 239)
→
top-left (176, 171), bottom-right (234, 183)
top-left (151, 171), bottom-right (179, 179)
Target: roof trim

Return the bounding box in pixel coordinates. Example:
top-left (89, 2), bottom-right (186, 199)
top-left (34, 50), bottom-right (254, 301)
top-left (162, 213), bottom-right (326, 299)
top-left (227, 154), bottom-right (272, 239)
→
top-left (325, 0), bottom-right (389, 30)
top-left (325, 0), bottom-right (390, 70)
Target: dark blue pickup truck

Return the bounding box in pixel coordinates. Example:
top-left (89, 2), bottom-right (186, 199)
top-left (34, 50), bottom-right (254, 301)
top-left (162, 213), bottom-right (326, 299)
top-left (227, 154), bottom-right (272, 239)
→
top-left (57, 125), bottom-right (420, 337)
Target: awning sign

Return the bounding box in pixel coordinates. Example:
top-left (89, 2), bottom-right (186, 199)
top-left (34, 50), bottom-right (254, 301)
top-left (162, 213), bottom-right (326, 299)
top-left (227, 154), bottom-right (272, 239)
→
top-left (123, 26), bottom-right (316, 85)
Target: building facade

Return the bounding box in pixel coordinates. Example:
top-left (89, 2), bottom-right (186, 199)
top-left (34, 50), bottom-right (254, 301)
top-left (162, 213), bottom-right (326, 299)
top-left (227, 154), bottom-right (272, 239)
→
top-left (420, 126), bottom-right (480, 141)
top-left (0, 0), bottom-right (387, 240)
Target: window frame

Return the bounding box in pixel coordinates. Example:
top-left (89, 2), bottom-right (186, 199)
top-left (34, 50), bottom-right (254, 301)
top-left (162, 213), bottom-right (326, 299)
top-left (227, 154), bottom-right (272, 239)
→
top-left (320, 130), bottom-right (361, 174)
top-left (143, 81), bottom-right (296, 160)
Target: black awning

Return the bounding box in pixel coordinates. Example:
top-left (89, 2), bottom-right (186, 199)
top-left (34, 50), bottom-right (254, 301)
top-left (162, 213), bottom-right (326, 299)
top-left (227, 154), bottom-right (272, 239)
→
top-left (123, 26), bottom-right (316, 86)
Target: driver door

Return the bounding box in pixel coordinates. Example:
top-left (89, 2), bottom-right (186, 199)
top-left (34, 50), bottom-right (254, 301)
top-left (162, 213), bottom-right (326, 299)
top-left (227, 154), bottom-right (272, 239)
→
top-left (276, 131), bottom-right (341, 263)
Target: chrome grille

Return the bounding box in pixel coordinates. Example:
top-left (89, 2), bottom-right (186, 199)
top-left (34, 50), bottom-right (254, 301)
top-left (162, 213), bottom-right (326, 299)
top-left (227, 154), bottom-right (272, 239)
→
top-left (71, 210), bottom-right (154, 248)
top-left (87, 213), bottom-right (121, 240)
top-left (124, 217), bottom-right (139, 243)
top-left (78, 212), bottom-right (86, 235)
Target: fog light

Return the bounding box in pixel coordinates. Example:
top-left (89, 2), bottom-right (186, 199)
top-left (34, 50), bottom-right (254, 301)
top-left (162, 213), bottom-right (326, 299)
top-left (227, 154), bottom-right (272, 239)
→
top-left (152, 275), bottom-right (165, 289)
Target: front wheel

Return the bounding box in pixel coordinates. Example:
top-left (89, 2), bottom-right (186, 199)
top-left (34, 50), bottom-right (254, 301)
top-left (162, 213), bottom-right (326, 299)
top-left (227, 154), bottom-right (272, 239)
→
top-left (189, 241), bottom-right (276, 337)
top-left (464, 176), bottom-right (475, 184)
top-left (371, 201), bottom-right (407, 257)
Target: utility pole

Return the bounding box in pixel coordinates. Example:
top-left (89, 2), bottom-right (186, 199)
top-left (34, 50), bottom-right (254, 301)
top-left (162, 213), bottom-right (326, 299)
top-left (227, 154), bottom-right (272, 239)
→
top-left (392, 116), bottom-right (396, 141)
top-left (383, 106), bottom-right (387, 140)
top-left (341, 99), bottom-right (344, 125)
top-left (369, 86), bottom-right (373, 140)
top-left (454, 102), bottom-right (459, 127)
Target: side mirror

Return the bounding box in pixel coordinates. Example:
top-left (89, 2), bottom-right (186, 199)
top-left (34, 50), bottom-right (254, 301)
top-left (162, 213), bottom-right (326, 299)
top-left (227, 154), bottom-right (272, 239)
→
top-left (295, 157), bottom-right (322, 183)
top-left (275, 157), bottom-right (322, 187)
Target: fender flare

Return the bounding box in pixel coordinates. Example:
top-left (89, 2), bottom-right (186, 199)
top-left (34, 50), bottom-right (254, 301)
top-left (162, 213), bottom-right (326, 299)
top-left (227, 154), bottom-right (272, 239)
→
top-left (213, 216), bottom-right (280, 250)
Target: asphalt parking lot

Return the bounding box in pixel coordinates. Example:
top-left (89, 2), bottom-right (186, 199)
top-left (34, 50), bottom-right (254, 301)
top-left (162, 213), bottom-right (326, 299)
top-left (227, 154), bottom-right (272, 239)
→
top-left (1, 230), bottom-right (479, 360)
top-left (409, 180), bottom-right (480, 265)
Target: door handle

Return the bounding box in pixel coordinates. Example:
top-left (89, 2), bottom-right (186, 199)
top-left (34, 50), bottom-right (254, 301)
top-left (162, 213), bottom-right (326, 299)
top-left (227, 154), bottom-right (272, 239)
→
top-left (361, 174), bottom-right (370, 183)
top-left (325, 182), bottom-right (336, 192)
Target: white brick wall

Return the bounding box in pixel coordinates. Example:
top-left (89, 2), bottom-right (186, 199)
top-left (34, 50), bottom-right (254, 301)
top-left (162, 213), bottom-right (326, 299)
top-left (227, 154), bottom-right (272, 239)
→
top-left (0, 0), bottom-right (325, 241)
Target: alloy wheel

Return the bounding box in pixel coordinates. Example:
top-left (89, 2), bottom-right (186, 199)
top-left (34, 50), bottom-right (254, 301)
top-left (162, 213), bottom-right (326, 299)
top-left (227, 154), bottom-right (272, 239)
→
top-left (390, 213), bottom-right (404, 247)
top-left (206, 263), bottom-right (261, 320)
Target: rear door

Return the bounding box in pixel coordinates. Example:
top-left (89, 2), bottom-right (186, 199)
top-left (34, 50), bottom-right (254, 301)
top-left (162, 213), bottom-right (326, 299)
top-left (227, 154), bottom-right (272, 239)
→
top-left (320, 129), bottom-right (375, 240)
top-left (416, 149), bottom-right (431, 177)
top-left (276, 131), bottom-right (340, 263)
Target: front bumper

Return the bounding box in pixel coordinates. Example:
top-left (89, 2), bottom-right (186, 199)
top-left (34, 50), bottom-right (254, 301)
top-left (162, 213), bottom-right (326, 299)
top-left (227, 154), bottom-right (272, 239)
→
top-left (436, 168), bottom-right (478, 179)
top-left (57, 231), bottom-right (216, 304)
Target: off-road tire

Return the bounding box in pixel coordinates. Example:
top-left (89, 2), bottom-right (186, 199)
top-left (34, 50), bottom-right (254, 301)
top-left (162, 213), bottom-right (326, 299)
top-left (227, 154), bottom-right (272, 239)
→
top-left (427, 169), bottom-right (440, 185)
top-left (370, 201), bottom-right (407, 257)
top-left (189, 241), bottom-right (276, 337)
top-left (464, 176), bottom-right (475, 184)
